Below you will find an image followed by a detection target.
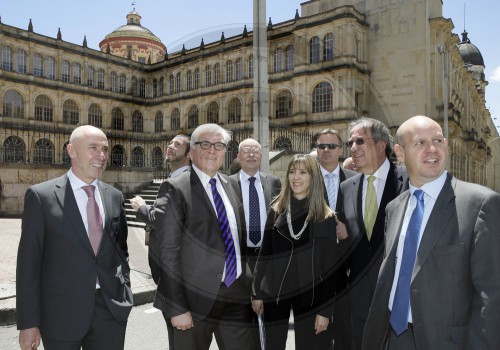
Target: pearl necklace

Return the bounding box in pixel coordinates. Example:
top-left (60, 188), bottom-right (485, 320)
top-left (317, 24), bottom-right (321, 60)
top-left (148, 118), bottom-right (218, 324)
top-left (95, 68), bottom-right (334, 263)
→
top-left (286, 202), bottom-right (309, 240)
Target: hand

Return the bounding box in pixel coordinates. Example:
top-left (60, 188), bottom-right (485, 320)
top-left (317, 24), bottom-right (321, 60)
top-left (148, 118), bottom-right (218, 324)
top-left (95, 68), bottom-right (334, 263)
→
top-left (335, 218), bottom-right (349, 240)
top-left (314, 314), bottom-right (329, 335)
top-left (19, 327), bottom-right (41, 350)
top-left (171, 312), bottom-right (194, 331)
top-left (129, 196), bottom-right (146, 211)
top-left (252, 299), bottom-right (264, 315)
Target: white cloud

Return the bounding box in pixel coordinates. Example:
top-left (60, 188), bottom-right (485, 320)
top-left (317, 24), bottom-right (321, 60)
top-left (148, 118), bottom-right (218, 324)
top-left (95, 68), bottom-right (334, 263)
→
top-left (490, 66), bottom-right (500, 83)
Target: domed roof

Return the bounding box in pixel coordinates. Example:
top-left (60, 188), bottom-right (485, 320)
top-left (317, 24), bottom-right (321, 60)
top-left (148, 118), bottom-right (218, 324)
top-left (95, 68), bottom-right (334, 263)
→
top-left (458, 31), bottom-right (484, 67)
top-left (103, 10), bottom-right (163, 44)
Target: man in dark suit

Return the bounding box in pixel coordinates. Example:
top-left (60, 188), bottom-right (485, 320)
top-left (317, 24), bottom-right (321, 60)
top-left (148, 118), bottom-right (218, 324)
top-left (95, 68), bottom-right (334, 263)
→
top-left (315, 128), bottom-right (356, 350)
top-left (130, 134), bottom-right (190, 350)
top-left (339, 117), bottom-right (408, 350)
top-left (363, 116), bottom-right (500, 350)
top-left (17, 125), bottom-right (132, 350)
top-left (154, 123), bottom-right (253, 350)
top-left (230, 138), bottom-right (281, 350)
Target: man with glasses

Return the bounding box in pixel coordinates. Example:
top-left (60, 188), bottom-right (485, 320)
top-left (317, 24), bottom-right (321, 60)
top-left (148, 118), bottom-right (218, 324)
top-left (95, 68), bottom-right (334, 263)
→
top-left (315, 129), bottom-right (356, 350)
top-left (230, 138), bottom-right (281, 349)
top-left (153, 124), bottom-right (253, 350)
top-left (340, 117), bottom-right (408, 350)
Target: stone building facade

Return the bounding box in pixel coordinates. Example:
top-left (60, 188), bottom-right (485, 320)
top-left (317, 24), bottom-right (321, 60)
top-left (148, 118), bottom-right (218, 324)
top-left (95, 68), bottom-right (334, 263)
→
top-left (0, 0), bottom-right (498, 215)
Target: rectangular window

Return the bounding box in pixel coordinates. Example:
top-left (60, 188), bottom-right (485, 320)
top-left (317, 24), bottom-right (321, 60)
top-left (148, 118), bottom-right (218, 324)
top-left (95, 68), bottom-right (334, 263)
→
top-left (16, 49), bottom-right (27, 74)
top-left (2, 46), bottom-right (12, 71)
top-left (73, 63), bottom-right (81, 85)
top-left (61, 60), bottom-right (70, 82)
top-left (46, 57), bottom-right (56, 80)
top-left (33, 54), bottom-right (43, 77)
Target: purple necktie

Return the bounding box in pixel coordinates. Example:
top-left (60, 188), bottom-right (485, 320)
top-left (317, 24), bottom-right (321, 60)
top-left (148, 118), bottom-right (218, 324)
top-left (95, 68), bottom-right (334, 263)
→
top-left (248, 177), bottom-right (261, 245)
top-left (82, 185), bottom-right (103, 255)
top-left (209, 178), bottom-right (237, 288)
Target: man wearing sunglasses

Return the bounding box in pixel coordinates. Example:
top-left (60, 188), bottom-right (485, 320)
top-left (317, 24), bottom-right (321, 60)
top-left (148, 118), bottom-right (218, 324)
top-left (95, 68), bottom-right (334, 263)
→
top-left (339, 117), bottom-right (408, 350)
top-left (153, 124), bottom-right (253, 350)
top-left (315, 129), bottom-right (357, 350)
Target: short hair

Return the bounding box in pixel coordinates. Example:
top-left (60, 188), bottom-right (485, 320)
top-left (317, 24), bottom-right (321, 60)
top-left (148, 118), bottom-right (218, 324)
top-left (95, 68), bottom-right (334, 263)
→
top-left (238, 138), bottom-right (262, 152)
top-left (173, 134), bottom-right (191, 156)
top-left (190, 123), bottom-right (231, 146)
top-left (273, 154), bottom-right (334, 222)
top-left (314, 128), bottom-right (343, 145)
top-left (347, 117), bottom-right (392, 158)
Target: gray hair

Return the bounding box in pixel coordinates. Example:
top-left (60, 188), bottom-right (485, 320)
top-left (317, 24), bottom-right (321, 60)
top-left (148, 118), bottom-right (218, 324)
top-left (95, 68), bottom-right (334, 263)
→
top-left (347, 117), bottom-right (392, 158)
top-left (190, 123), bottom-right (232, 146)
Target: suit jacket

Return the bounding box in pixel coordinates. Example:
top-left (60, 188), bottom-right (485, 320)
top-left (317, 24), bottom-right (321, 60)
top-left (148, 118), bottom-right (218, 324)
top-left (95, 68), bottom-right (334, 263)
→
top-left (16, 174), bottom-right (132, 341)
top-left (153, 170), bottom-right (250, 319)
top-left (340, 162), bottom-right (408, 281)
top-left (230, 171), bottom-right (282, 248)
top-left (363, 174), bottom-right (500, 350)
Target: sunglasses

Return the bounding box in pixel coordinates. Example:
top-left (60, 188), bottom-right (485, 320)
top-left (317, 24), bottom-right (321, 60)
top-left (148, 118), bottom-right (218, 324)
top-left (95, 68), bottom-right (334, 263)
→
top-left (316, 143), bottom-right (340, 150)
top-left (346, 137), bottom-right (375, 147)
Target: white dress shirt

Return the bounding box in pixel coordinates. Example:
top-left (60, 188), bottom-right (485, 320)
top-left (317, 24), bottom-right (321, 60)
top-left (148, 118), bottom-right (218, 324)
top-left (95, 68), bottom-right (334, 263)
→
top-left (320, 164), bottom-right (340, 211)
top-left (239, 170), bottom-right (267, 248)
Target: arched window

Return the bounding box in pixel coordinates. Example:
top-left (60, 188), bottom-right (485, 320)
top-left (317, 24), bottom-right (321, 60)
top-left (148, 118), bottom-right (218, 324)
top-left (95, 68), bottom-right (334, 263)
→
top-left (285, 45), bottom-right (294, 71)
top-left (207, 101), bottom-right (219, 124)
top-left (171, 108), bottom-right (181, 130)
top-left (111, 107), bottom-right (124, 130)
top-left (312, 82), bottom-right (333, 113)
top-left (131, 76), bottom-right (138, 96)
top-left (97, 68), bottom-right (105, 89)
top-left (16, 48), bottom-right (27, 74)
top-left (273, 48), bottom-right (283, 73)
top-left (323, 33), bottom-right (334, 61)
top-left (34, 95), bottom-right (53, 122)
top-left (45, 57), bottom-right (56, 80)
top-left (226, 60), bottom-right (233, 83)
top-left (186, 70), bottom-right (193, 91)
top-left (193, 68), bottom-right (199, 89)
top-left (3, 136), bottom-right (25, 163)
top-left (62, 60), bottom-right (70, 82)
top-left (248, 55), bottom-right (254, 79)
top-left (235, 58), bottom-right (242, 81)
top-left (225, 140), bottom-right (239, 169)
top-left (3, 90), bottom-right (24, 118)
top-left (131, 146), bottom-right (145, 168)
top-left (214, 63), bottom-right (221, 85)
top-left (34, 138), bottom-right (54, 165)
top-left (111, 72), bottom-right (118, 92)
top-left (205, 65), bottom-right (212, 87)
top-left (63, 99), bottom-right (79, 125)
top-left (73, 63), bottom-right (81, 84)
top-left (111, 145), bottom-right (125, 167)
top-left (88, 103), bottom-right (102, 128)
top-left (2, 45), bottom-right (12, 71)
top-left (274, 136), bottom-right (292, 153)
top-left (152, 146), bottom-right (163, 168)
top-left (228, 98), bottom-right (241, 124)
top-left (155, 111), bottom-right (163, 133)
top-left (188, 105), bottom-right (199, 129)
top-left (87, 66), bottom-right (95, 87)
top-left (33, 53), bottom-right (43, 77)
top-left (275, 90), bottom-right (293, 119)
top-left (132, 111), bottom-right (144, 132)
top-left (62, 141), bottom-right (70, 165)
top-left (309, 37), bottom-right (320, 64)
top-left (119, 74), bottom-right (126, 93)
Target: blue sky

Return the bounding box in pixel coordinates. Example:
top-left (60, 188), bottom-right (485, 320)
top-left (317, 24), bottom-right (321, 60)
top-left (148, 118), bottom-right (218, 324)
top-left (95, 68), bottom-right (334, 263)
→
top-left (1, 0), bottom-right (498, 132)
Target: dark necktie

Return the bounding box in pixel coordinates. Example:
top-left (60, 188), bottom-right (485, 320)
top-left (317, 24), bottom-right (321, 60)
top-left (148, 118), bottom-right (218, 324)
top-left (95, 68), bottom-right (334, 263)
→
top-left (209, 178), bottom-right (237, 288)
top-left (248, 177), bottom-right (261, 245)
top-left (82, 185), bottom-right (103, 255)
top-left (390, 189), bottom-right (425, 335)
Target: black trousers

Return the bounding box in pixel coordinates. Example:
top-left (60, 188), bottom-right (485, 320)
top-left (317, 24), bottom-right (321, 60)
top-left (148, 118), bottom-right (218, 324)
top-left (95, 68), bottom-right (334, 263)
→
top-left (263, 295), bottom-right (333, 350)
top-left (41, 290), bottom-right (126, 350)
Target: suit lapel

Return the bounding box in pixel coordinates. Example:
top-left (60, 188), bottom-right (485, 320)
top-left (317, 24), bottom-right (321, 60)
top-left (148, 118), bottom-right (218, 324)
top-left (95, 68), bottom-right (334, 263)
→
top-left (413, 175), bottom-right (455, 280)
top-left (386, 193), bottom-right (409, 255)
top-left (54, 176), bottom-right (95, 254)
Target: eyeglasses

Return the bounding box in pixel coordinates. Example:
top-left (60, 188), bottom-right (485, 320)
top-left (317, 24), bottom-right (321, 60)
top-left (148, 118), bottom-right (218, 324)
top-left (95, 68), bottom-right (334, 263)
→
top-left (346, 137), bottom-right (375, 147)
top-left (316, 143), bottom-right (340, 150)
top-left (194, 141), bottom-right (226, 151)
top-left (241, 147), bottom-right (261, 154)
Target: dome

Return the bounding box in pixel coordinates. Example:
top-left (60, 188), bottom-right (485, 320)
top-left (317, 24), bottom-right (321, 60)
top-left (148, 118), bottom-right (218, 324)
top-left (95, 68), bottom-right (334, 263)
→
top-left (99, 9), bottom-right (166, 64)
top-left (458, 31), bottom-right (484, 67)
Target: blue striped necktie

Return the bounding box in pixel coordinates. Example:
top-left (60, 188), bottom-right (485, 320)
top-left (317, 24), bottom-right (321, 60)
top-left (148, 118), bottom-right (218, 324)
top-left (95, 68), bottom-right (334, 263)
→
top-left (209, 178), bottom-right (237, 288)
top-left (390, 189), bottom-right (425, 335)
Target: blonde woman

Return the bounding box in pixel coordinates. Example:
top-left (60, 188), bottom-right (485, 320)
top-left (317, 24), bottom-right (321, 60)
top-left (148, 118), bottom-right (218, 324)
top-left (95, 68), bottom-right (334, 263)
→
top-left (252, 154), bottom-right (347, 350)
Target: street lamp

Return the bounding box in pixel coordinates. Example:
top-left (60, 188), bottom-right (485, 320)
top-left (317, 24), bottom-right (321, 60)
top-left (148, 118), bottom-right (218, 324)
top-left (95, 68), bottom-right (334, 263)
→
top-left (439, 47), bottom-right (472, 139)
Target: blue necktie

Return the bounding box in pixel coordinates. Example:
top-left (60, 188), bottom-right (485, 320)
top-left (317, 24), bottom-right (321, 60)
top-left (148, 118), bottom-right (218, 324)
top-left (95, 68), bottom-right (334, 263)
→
top-left (248, 177), bottom-right (261, 245)
top-left (390, 189), bottom-right (425, 335)
top-left (209, 178), bottom-right (237, 288)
